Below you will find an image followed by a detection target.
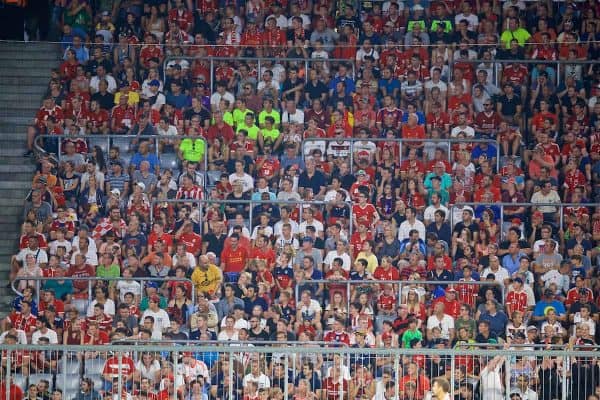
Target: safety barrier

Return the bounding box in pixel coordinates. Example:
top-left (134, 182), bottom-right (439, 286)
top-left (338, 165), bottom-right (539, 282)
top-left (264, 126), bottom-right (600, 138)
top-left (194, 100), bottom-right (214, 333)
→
top-left (295, 279), bottom-right (505, 320)
top-left (162, 56), bottom-right (357, 95)
top-left (302, 137), bottom-right (501, 173)
top-left (11, 276), bottom-right (195, 317)
top-left (450, 202), bottom-right (598, 238)
top-left (0, 344), bottom-right (596, 400)
top-left (33, 134), bottom-right (209, 182)
top-left (451, 58), bottom-right (599, 89)
top-left (149, 198), bottom-right (353, 236)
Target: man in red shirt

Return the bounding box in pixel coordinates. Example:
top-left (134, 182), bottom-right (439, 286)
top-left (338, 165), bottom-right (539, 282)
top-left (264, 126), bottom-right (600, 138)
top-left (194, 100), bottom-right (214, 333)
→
top-left (174, 220), bottom-right (202, 257)
top-left (426, 102), bottom-right (450, 136)
top-left (320, 366), bottom-right (349, 400)
top-left (38, 290), bottom-right (65, 318)
top-left (102, 351), bottom-right (136, 391)
top-left (3, 301), bottom-right (36, 340)
top-left (401, 113), bottom-right (426, 152)
top-left (373, 258), bottom-right (400, 282)
top-left (352, 190), bottom-right (379, 229)
top-left (249, 235), bottom-right (276, 269)
top-left (67, 254), bottom-right (95, 301)
top-left (474, 101), bottom-right (502, 138)
top-left (433, 288), bottom-right (460, 319)
top-left (147, 221), bottom-right (173, 254)
top-left (168, 0), bottom-right (194, 32)
top-left (220, 233), bottom-right (248, 282)
top-left (505, 277), bottom-right (531, 317)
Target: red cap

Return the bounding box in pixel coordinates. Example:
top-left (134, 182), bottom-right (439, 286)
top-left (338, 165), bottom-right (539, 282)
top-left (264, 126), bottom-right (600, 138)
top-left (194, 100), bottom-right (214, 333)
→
top-left (130, 81), bottom-right (140, 90)
top-left (533, 211), bottom-right (543, 218)
top-left (150, 294), bottom-right (160, 303)
top-left (512, 218), bottom-right (521, 225)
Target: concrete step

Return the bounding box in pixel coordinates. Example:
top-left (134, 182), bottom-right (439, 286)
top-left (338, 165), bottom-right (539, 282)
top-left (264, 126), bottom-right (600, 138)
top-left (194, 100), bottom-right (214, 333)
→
top-left (0, 85), bottom-right (49, 95)
top-left (0, 181), bottom-right (32, 190)
top-left (0, 146), bottom-right (26, 155)
top-left (0, 42), bottom-right (60, 51)
top-left (1, 92), bottom-right (46, 103)
top-left (0, 154), bottom-right (35, 164)
top-left (0, 99), bottom-right (45, 110)
top-left (0, 190), bottom-right (29, 202)
top-left (0, 108), bottom-right (40, 119)
top-left (0, 117), bottom-right (35, 126)
top-left (0, 58), bottom-right (61, 69)
top-left (1, 76), bottom-right (49, 86)
top-left (0, 67), bottom-right (54, 77)
top-left (0, 131), bottom-right (29, 140)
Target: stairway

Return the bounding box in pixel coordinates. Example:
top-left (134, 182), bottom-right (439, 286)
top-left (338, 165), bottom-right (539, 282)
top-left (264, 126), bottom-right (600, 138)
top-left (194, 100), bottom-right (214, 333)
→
top-left (0, 42), bottom-right (61, 314)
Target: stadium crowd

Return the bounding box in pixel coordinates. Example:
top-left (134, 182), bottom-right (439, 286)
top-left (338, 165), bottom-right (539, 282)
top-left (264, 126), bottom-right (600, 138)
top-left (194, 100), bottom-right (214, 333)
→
top-left (2, 0), bottom-right (600, 400)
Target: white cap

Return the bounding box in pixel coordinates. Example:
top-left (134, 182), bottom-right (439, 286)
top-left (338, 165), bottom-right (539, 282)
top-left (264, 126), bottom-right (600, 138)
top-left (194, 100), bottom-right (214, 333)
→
top-left (136, 182), bottom-right (146, 190)
top-left (110, 188), bottom-right (120, 196)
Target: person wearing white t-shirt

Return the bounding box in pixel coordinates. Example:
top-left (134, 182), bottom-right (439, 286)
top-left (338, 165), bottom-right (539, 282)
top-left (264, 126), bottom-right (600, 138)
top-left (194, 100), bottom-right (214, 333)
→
top-left (116, 268), bottom-right (142, 302)
top-left (481, 256), bottom-right (510, 288)
top-left (141, 295), bottom-right (171, 338)
top-left (426, 302), bottom-right (455, 341)
top-left (0, 328), bottom-right (27, 344)
top-left (31, 318), bottom-right (58, 344)
top-left (397, 207), bottom-right (426, 241)
top-left (243, 359), bottom-right (271, 389)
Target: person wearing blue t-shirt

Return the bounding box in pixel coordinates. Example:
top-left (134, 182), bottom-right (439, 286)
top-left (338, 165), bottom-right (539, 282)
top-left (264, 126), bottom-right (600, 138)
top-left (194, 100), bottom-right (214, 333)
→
top-left (532, 288), bottom-right (567, 323)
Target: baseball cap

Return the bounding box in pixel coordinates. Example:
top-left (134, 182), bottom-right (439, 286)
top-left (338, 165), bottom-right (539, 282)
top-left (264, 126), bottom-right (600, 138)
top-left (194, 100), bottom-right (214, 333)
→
top-left (149, 79), bottom-right (160, 87)
top-left (146, 281), bottom-right (159, 289)
top-left (512, 218), bottom-right (521, 225)
top-left (136, 182), bottom-right (146, 190)
top-left (513, 277), bottom-right (523, 284)
top-left (302, 236), bottom-right (314, 243)
top-left (110, 188), bottom-right (120, 196)
top-left (357, 169), bottom-right (366, 176)
top-left (101, 11), bottom-right (110, 16)
top-left (544, 288), bottom-right (554, 296)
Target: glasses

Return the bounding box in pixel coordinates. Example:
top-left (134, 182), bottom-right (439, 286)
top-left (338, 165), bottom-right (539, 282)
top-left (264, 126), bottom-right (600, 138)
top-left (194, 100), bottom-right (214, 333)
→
top-left (484, 103), bottom-right (492, 106)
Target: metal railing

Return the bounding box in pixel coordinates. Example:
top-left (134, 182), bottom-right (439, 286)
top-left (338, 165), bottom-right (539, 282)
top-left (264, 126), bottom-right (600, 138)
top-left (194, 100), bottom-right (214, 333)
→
top-left (451, 202), bottom-right (598, 237)
top-left (452, 58), bottom-right (599, 89)
top-left (33, 134), bottom-right (209, 177)
top-left (0, 344), bottom-right (597, 400)
top-left (303, 137), bottom-right (501, 172)
top-left (11, 276), bottom-right (195, 314)
top-left (162, 56), bottom-right (357, 94)
top-left (149, 198), bottom-right (353, 236)
top-left (295, 279), bottom-right (504, 318)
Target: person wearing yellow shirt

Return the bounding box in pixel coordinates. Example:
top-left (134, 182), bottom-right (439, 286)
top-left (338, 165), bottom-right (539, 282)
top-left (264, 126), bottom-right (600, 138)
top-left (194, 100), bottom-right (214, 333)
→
top-left (178, 129), bottom-right (206, 163)
top-left (500, 17), bottom-right (531, 49)
top-left (114, 83), bottom-right (140, 106)
top-left (258, 98), bottom-right (281, 128)
top-left (236, 113), bottom-right (260, 141)
top-left (191, 255), bottom-right (222, 296)
top-left (355, 240), bottom-right (379, 274)
top-left (258, 116), bottom-right (283, 152)
top-left (232, 98), bottom-right (254, 129)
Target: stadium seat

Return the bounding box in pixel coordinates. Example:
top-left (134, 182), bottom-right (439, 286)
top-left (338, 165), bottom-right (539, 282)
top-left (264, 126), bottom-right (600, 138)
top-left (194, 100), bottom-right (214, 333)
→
top-left (58, 359), bottom-right (81, 375)
top-left (111, 137), bottom-right (132, 154)
top-left (83, 359), bottom-right (105, 376)
top-left (160, 152), bottom-right (179, 172)
top-left (55, 373), bottom-right (81, 392)
top-left (12, 374), bottom-right (27, 390)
